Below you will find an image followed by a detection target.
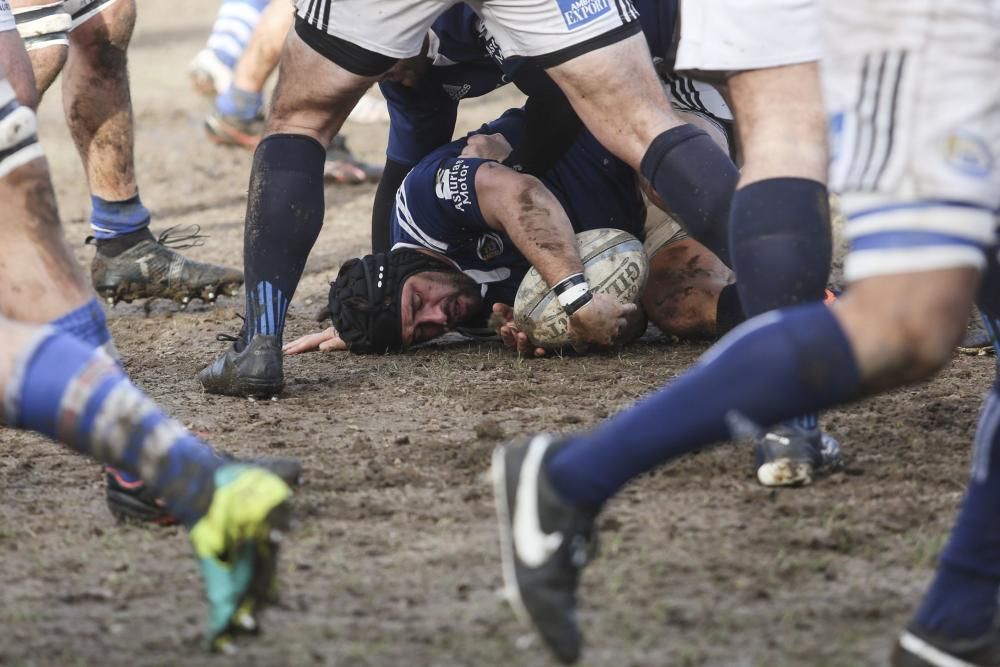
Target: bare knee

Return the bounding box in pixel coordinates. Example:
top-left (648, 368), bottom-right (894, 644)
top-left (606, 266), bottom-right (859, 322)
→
top-left (835, 269), bottom-right (980, 388)
top-left (68, 0), bottom-right (135, 70)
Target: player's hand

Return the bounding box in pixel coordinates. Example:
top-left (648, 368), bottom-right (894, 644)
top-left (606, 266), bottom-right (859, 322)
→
top-left (492, 303), bottom-right (546, 357)
top-left (461, 133), bottom-right (513, 162)
top-left (567, 293), bottom-right (637, 351)
top-left (282, 327), bottom-right (348, 355)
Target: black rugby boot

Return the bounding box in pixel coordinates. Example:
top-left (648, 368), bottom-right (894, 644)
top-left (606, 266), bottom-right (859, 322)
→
top-left (90, 227), bottom-right (243, 307)
top-left (492, 434), bottom-right (597, 665)
top-left (754, 424), bottom-right (842, 487)
top-left (198, 332), bottom-right (284, 397)
top-left (892, 623), bottom-right (1000, 667)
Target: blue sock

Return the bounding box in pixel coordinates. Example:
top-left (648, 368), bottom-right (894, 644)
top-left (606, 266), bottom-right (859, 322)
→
top-left (914, 375), bottom-right (1000, 639)
top-left (216, 86), bottom-right (263, 121)
top-left (4, 329), bottom-right (222, 526)
top-left (48, 298), bottom-right (111, 349)
top-left (730, 177), bottom-right (833, 433)
top-left (547, 303), bottom-right (862, 509)
top-left (639, 124), bottom-right (738, 267)
top-left (207, 0), bottom-right (269, 70)
top-left (243, 134), bottom-right (326, 343)
top-left (89, 193), bottom-right (151, 240)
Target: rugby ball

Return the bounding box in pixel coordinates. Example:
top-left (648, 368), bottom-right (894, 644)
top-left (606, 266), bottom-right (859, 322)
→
top-left (513, 228), bottom-right (649, 348)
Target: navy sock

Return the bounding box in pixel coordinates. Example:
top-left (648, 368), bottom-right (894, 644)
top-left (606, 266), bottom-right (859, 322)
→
top-left (243, 134), bottom-right (326, 343)
top-left (49, 298), bottom-right (111, 350)
top-left (914, 376), bottom-right (1000, 639)
top-left (639, 125), bottom-right (738, 268)
top-left (547, 303), bottom-right (862, 509)
top-left (730, 178), bottom-right (832, 315)
top-left (89, 193), bottom-right (151, 240)
top-left (216, 86), bottom-right (263, 120)
top-left (730, 178), bottom-right (832, 432)
top-left (4, 329), bottom-right (222, 526)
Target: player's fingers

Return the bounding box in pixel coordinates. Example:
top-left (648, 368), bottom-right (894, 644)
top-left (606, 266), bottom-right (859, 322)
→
top-left (283, 332), bottom-right (326, 355)
top-left (319, 337), bottom-right (346, 352)
top-left (534, 346), bottom-right (546, 358)
top-left (499, 325), bottom-right (517, 348)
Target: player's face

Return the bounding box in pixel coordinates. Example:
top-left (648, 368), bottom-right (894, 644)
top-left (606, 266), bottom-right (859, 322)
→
top-left (400, 271), bottom-right (482, 347)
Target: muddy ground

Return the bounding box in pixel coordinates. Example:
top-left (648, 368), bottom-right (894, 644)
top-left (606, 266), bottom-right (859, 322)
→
top-left (0, 2), bottom-right (994, 666)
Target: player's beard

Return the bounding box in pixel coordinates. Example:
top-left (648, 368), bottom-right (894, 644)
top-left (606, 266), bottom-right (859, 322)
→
top-left (441, 272), bottom-right (482, 326)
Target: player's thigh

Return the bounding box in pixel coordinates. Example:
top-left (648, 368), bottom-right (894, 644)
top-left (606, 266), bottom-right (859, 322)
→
top-left (727, 62), bottom-right (827, 184)
top-left (65, 0), bottom-right (135, 51)
top-left (267, 26), bottom-right (380, 143)
top-left (474, 0), bottom-right (681, 169)
top-left (544, 32), bottom-right (683, 170)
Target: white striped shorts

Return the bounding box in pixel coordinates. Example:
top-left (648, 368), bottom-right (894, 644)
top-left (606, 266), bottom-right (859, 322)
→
top-left (294, 0), bottom-right (639, 63)
top-left (11, 0), bottom-right (120, 51)
top-left (823, 0), bottom-right (1000, 281)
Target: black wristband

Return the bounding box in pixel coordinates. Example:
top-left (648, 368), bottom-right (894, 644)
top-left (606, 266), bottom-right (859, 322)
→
top-left (553, 273), bottom-right (585, 296)
top-left (563, 291), bottom-right (593, 317)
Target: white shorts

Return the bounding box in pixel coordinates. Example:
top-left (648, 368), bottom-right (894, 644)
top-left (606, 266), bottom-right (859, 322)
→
top-left (674, 0), bottom-right (820, 72)
top-left (824, 0), bottom-right (1000, 281)
top-left (294, 0), bottom-right (640, 66)
top-left (0, 2), bottom-right (14, 32)
top-left (12, 0), bottom-right (118, 50)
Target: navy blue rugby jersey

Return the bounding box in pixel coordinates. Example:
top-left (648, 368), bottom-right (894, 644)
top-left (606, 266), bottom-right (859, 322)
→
top-left (390, 108), bottom-right (644, 323)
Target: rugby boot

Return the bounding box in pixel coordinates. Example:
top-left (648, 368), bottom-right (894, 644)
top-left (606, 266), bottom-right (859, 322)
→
top-left (189, 464), bottom-right (291, 652)
top-left (754, 423), bottom-right (842, 487)
top-left (492, 434), bottom-right (597, 665)
top-left (90, 227), bottom-right (243, 307)
top-left (189, 48), bottom-right (232, 98)
top-left (324, 135), bottom-right (383, 184)
top-left (892, 623), bottom-right (1000, 667)
top-left (105, 458), bottom-right (302, 525)
top-left (959, 311), bottom-right (997, 356)
top-left (198, 333), bottom-right (284, 398)
top-left (205, 108), bottom-right (265, 149)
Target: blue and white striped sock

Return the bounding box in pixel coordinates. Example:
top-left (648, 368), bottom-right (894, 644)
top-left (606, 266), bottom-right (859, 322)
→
top-left (3, 329), bottom-right (223, 526)
top-left (206, 0), bottom-right (269, 71)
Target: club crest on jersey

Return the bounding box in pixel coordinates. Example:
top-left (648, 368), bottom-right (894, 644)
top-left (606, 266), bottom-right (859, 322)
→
top-left (476, 232), bottom-right (504, 261)
top-left (435, 159), bottom-right (473, 212)
top-left (943, 131), bottom-right (994, 179)
top-left (557, 0), bottom-right (611, 30)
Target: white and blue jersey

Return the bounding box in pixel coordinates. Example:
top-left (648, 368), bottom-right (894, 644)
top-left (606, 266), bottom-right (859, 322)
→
top-left (391, 109), bottom-right (644, 323)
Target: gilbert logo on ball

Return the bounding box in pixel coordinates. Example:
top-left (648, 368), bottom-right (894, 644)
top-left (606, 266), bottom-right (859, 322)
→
top-left (513, 228), bottom-right (648, 348)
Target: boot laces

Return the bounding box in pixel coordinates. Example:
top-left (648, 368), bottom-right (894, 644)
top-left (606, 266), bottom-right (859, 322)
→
top-left (156, 225), bottom-right (207, 250)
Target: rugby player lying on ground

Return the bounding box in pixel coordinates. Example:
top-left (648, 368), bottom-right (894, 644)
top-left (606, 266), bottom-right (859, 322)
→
top-left (284, 106), bottom-right (738, 358)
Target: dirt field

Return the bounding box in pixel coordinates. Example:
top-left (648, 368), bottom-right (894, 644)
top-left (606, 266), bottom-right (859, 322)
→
top-left (0, 3), bottom-right (994, 665)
